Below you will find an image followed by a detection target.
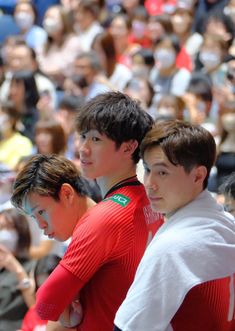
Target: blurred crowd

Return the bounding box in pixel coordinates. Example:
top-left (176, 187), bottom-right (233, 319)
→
top-left (0, 0), bottom-right (235, 330)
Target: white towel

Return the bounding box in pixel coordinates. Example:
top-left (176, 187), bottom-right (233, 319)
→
top-left (115, 190), bottom-right (235, 331)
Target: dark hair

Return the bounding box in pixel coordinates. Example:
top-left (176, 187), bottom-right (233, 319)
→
top-left (140, 120), bottom-right (216, 189)
top-left (132, 48), bottom-right (155, 67)
top-left (14, 1), bottom-right (38, 24)
top-left (35, 119), bottom-right (67, 155)
top-left (76, 91), bottom-right (154, 163)
top-left (155, 34), bottom-right (181, 54)
top-left (58, 95), bottom-right (85, 112)
top-left (11, 154), bottom-right (88, 210)
top-left (0, 208), bottom-right (31, 257)
top-left (92, 31), bottom-right (116, 77)
top-left (205, 10), bottom-right (235, 48)
top-left (11, 70), bottom-right (40, 108)
top-left (187, 72), bottom-right (213, 103)
top-left (76, 0), bottom-right (100, 18)
top-left (219, 172), bottom-right (235, 199)
top-left (75, 51), bottom-right (102, 72)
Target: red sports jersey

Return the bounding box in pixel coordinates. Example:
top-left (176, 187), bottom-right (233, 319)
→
top-left (172, 275), bottom-right (235, 331)
top-left (36, 178), bottom-right (163, 331)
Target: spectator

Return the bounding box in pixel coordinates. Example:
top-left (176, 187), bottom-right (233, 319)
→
top-left (219, 172), bottom-right (235, 217)
top-left (13, 1), bottom-right (47, 50)
top-left (34, 119), bottom-right (67, 156)
top-left (72, 0), bottom-right (103, 52)
top-left (0, 101), bottom-right (33, 170)
top-left (0, 41), bottom-right (57, 109)
top-left (37, 5), bottom-right (81, 89)
top-left (0, 208), bottom-right (35, 331)
top-left (92, 31), bottom-right (133, 91)
top-left (8, 70), bottom-right (40, 141)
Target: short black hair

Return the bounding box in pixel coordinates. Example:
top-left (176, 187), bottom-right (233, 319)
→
top-left (76, 91), bottom-right (154, 163)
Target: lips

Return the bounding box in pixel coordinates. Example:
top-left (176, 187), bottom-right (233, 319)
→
top-left (148, 196), bottom-right (162, 202)
top-left (80, 159), bottom-right (92, 166)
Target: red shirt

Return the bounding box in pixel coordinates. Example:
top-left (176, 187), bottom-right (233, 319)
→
top-left (36, 179), bottom-right (163, 331)
top-left (172, 275), bottom-right (235, 331)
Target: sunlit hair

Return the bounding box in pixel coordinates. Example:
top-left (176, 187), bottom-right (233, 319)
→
top-left (11, 154), bottom-right (88, 210)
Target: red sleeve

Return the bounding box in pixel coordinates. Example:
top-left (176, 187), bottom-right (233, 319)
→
top-left (35, 264), bottom-right (84, 321)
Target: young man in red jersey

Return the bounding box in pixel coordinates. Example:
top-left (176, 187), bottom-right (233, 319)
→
top-left (114, 120), bottom-right (235, 331)
top-left (12, 92), bottom-right (163, 331)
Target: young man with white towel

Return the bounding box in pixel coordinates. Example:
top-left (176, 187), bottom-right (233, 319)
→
top-left (114, 119), bottom-right (235, 331)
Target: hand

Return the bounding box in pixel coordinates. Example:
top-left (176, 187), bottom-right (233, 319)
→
top-left (59, 299), bottom-right (83, 328)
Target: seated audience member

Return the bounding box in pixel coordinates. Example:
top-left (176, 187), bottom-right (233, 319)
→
top-left (209, 100), bottom-right (235, 193)
top-left (0, 41), bottom-right (57, 109)
top-left (55, 94), bottom-right (85, 160)
top-left (72, 0), bottom-right (103, 52)
top-left (151, 93), bottom-right (185, 120)
top-left (0, 101), bottom-right (33, 170)
top-left (0, 208), bottom-right (35, 331)
top-left (34, 119), bottom-right (67, 156)
top-left (114, 119), bottom-right (235, 331)
top-left (92, 31), bottom-right (133, 91)
top-left (219, 172), bottom-right (235, 217)
top-left (8, 70), bottom-right (40, 142)
top-left (37, 5), bottom-right (82, 89)
top-left (150, 34), bottom-right (191, 105)
top-left (13, 1), bottom-right (47, 50)
top-left (66, 51), bottom-right (111, 101)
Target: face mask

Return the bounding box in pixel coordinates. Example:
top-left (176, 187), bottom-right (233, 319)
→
top-left (199, 51), bottom-right (221, 70)
top-left (154, 49), bottom-right (176, 69)
top-left (132, 20), bottom-right (146, 38)
top-left (158, 107), bottom-right (175, 117)
top-left (0, 229), bottom-right (18, 253)
top-left (221, 113), bottom-right (235, 132)
top-left (15, 12), bottom-right (34, 30)
top-left (43, 17), bottom-right (62, 35)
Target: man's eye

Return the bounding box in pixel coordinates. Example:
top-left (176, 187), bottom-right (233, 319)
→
top-left (38, 210), bottom-right (44, 216)
top-left (159, 171), bottom-right (167, 176)
top-left (144, 167), bottom-right (150, 174)
top-left (92, 137), bottom-right (100, 142)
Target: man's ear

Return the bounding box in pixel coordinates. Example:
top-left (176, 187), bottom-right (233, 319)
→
top-left (194, 165), bottom-right (207, 185)
top-left (122, 139), bottom-right (138, 157)
top-left (59, 183), bottom-right (75, 205)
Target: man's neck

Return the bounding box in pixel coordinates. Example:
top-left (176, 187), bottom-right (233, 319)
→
top-left (96, 166), bottom-right (137, 198)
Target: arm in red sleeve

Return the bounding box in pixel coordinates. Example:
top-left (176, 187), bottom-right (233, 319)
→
top-left (35, 263), bottom-right (84, 321)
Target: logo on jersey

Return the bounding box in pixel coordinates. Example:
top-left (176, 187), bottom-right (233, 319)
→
top-left (105, 194), bottom-right (130, 207)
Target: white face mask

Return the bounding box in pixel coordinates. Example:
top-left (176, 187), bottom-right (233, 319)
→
top-left (0, 229), bottom-right (18, 253)
top-left (154, 49), bottom-right (176, 69)
top-left (221, 113), bottom-right (235, 132)
top-left (43, 17), bottom-right (62, 35)
top-left (199, 51), bottom-right (221, 70)
top-left (15, 12), bottom-right (34, 30)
